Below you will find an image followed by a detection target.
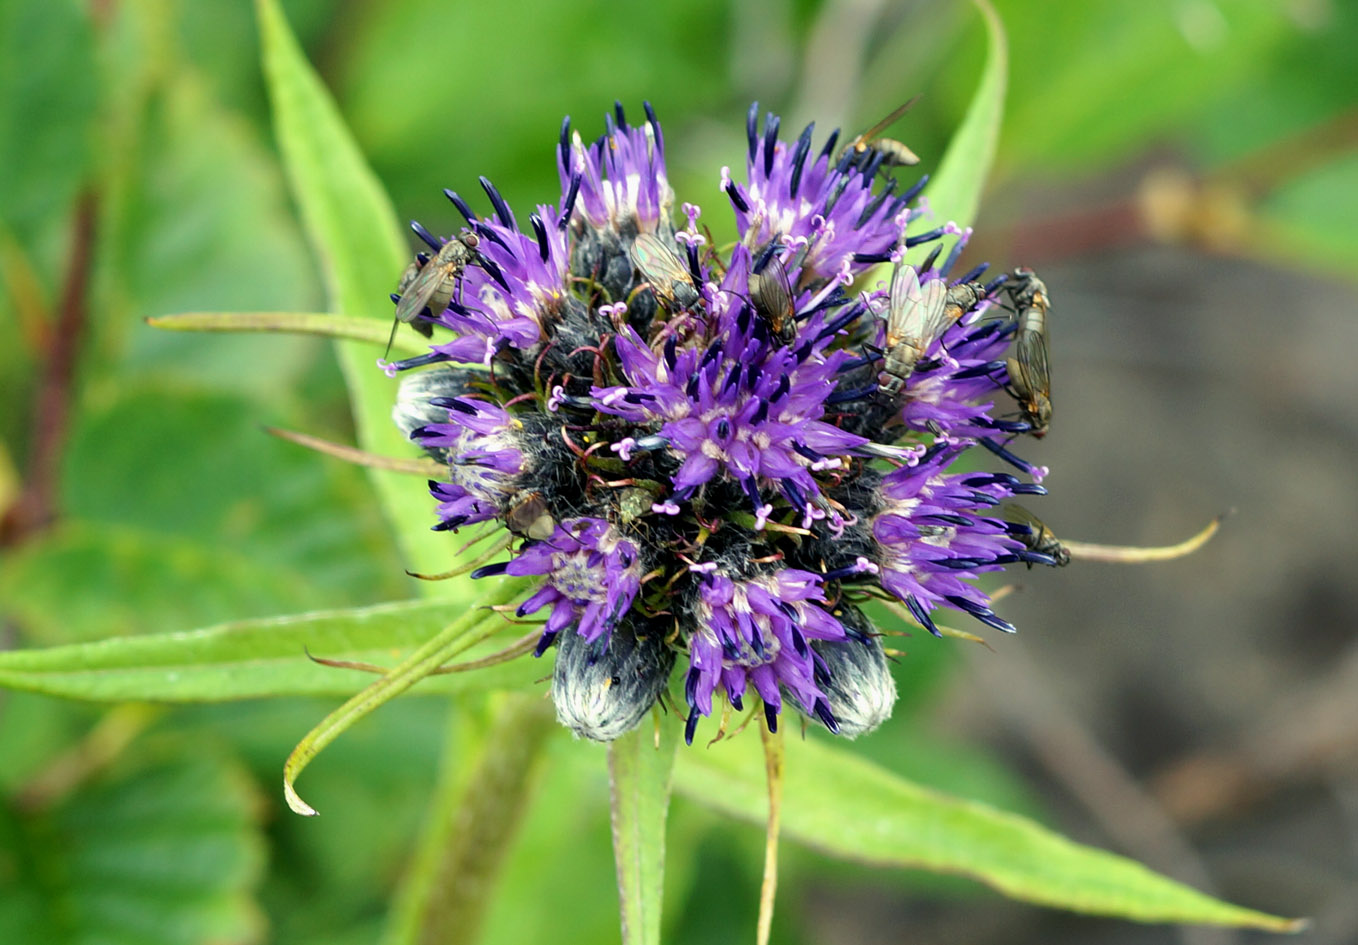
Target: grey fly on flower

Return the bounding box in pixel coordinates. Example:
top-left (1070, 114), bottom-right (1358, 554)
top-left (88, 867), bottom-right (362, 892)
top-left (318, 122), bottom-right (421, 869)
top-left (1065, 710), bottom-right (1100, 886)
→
top-left (385, 101), bottom-right (1062, 744)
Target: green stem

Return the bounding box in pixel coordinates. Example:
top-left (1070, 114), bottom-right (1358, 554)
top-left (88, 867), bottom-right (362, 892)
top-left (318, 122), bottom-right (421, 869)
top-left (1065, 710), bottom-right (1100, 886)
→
top-left (609, 720), bottom-right (679, 945)
top-left (384, 694), bottom-right (556, 945)
top-left (145, 311), bottom-right (429, 356)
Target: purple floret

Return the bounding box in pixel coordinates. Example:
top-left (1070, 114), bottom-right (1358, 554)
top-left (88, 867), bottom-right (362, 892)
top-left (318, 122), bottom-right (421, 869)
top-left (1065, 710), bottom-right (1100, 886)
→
top-left (685, 569), bottom-right (847, 742)
top-left (509, 517), bottom-right (645, 648)
top-left (557, 102), bottom-right (672, 235)
top-left (407, 398), bottom-right (530, 530)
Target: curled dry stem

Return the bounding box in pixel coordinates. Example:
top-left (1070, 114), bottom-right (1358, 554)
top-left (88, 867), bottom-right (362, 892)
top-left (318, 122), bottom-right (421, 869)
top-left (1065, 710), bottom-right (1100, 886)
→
top-left (304, 629), bottom-right (540, 678)
top-left (1064, 515), bottom-right (1222, 564)
top-left (265, 426), bottom-right (444, 477)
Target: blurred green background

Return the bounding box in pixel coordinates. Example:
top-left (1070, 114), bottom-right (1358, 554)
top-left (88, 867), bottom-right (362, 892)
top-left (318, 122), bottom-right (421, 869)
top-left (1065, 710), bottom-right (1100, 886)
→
top-left (2, 1), bottom-right (1355, 943)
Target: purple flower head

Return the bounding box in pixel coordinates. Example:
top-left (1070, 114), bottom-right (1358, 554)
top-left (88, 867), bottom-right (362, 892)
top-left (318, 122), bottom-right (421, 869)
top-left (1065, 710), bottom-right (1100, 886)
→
top-left (894, 317), bottom-right (1012, 437)
top-left (590, 249), bottom-right (872, 510)
top-left (422, 187), bottom-right (575, 368)
top-left (867, 451), bottom-right (1046, 636)
top-left (724, 104), bottom-right (918, 285)
top-left (387, 102), bottom-right (1066, 743)
top-left (558, 102), bottom-right (673, 236)
top-left (394, 380), bottom-right (532, 530)
top-left (509, 517), bottom-right (644, 647)
top-left (684, 568), bottom-right (846, 743)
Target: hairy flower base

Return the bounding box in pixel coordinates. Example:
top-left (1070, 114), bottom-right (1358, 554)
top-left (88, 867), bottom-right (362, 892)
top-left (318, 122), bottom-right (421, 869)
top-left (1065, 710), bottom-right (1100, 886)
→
top-left (389, 101), bottom-right (1063, 743)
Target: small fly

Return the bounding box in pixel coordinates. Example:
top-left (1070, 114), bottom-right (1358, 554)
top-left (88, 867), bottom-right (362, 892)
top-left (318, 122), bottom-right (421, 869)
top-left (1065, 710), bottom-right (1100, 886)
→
top-left (1003, 267), bottom-right (1052, 437)
top-left (386, 232), bottom-right (481, 354)
top-left (630, 232), bottom-right (701, 310)
top-left (505, 490), bottom-right (556, 541)
top-left (998, 502), bottom-right (1069, 566)
top-left (876, 263), bottom-right (955, 398)
top-left (749, 253), bottom-right (796, 344)
top-left (841, 96), bottom-right (922, 169)
top-left (394, 232), bottom-right (480, 326)
top-left (394, 256), bottom-right (433, 339)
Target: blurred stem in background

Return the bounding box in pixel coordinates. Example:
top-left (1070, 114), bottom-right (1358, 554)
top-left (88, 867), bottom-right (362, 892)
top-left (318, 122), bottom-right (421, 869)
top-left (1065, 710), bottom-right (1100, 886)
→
top-left (385, 695), bottom-right (555, 945)
top-left (0, 191), bottom-right (96, 545)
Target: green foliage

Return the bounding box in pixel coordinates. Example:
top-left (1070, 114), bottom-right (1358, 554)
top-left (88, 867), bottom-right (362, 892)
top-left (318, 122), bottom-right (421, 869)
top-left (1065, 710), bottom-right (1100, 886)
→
top-left (0, 0), bottom-right (97, 241)
top-left (475, 740), bottom-right (628, 945)
top-left (908, 0), bottom-right (1007, 241)
top-left (1259, 153), bottom-right (1358, 273)
top-left (675, 733), bottom-right (1298, 931)
top-left (0, 523), bottom-right (318, 646)
top-left (0, 743), bottom-right (266, 945)
top-left (994, 0), bottom-right (1297, 174)
top-left (334, 0), bottom-right (733, 225)
top-left (256, 0), bottom-right (453, 575)
top-left (0, 593), bottom-right (533, 702)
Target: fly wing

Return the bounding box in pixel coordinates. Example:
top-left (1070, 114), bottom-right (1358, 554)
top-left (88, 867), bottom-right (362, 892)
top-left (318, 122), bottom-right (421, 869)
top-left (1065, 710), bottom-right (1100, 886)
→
top-left (630, 232), bottom-right (688, 288)
top-left (914, 275), bottom-right (954, 349)
top-left (888, 263), bottom-right (949, 350)
top-left (885, 263), bottom-right (921, 346)
top-left (851, 95), bottom-right (922, 150)
top-left (751, 254), bottom-right (795, 337)
top-left (394, 260), bottom-right (447, 324)
top-left (394, 240), bottom-right (467, 323)
top-left (998, 501), bottom-right (1041, 535)
top-left (396, 260), bottom-right (422, 296)
top-left (1014, 326), bottom-right (1051, 400)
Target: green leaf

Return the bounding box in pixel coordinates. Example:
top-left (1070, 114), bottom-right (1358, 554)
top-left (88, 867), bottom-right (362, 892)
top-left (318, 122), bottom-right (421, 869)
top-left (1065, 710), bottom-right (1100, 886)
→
top-left (172, 698), bottom-right (450, 945)
top-left (335, 0), bottom-right (732, 221)
top-left (674, 734), bottom-right (1301, 931)
top-left (255, 0), bottom-right (404, 323)
top-left (106, 66), bottom-right (323, 400)
top-left (909, 0), bottom-right (1007, 243)
top-left (0, 589), bottom-right (537, 703)
top-left (475, 740), bottom-right (631, 945)
top-left (255, 0), bottom-right (444, 575)
top-left (609, 721), bottom-right (679, 945)
top-left (997, 0), bottom-right (1293, 174)
top-left (0, 692), bottom-right (96, 793)
top-left (0, 0), bottom-right (97, 239)
top-left (1257, 152), bottom-right (1358, 276)
top-left (0, 747), bottom-right (266, 945)
top-left (57, 385), bottom-right (405, 607)
top-left (0, 524), bottom-right (317, 647)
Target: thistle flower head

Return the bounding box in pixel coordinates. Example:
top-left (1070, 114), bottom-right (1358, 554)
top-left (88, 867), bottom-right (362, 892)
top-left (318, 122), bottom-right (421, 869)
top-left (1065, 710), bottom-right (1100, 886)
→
top-left (388, 102), bottom-right (1062, 743)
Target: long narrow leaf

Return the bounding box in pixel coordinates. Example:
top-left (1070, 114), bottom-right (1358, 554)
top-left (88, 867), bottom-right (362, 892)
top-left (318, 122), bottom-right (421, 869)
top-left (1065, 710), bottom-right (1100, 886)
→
top-left (909, 0), bottom-right (1007, 239)
top-left (675, 734), bottom-right (1300, 931)
top-left (256, 0), bottom-right (447, 574)
top-left (0, 592), bottom-right (538, 702)
top-left (283, 579), bottom-right (525, 815)
top-left (383, 696), bottom-right (557, 945)
top-left (147, 311), bottom-right (429, 356)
